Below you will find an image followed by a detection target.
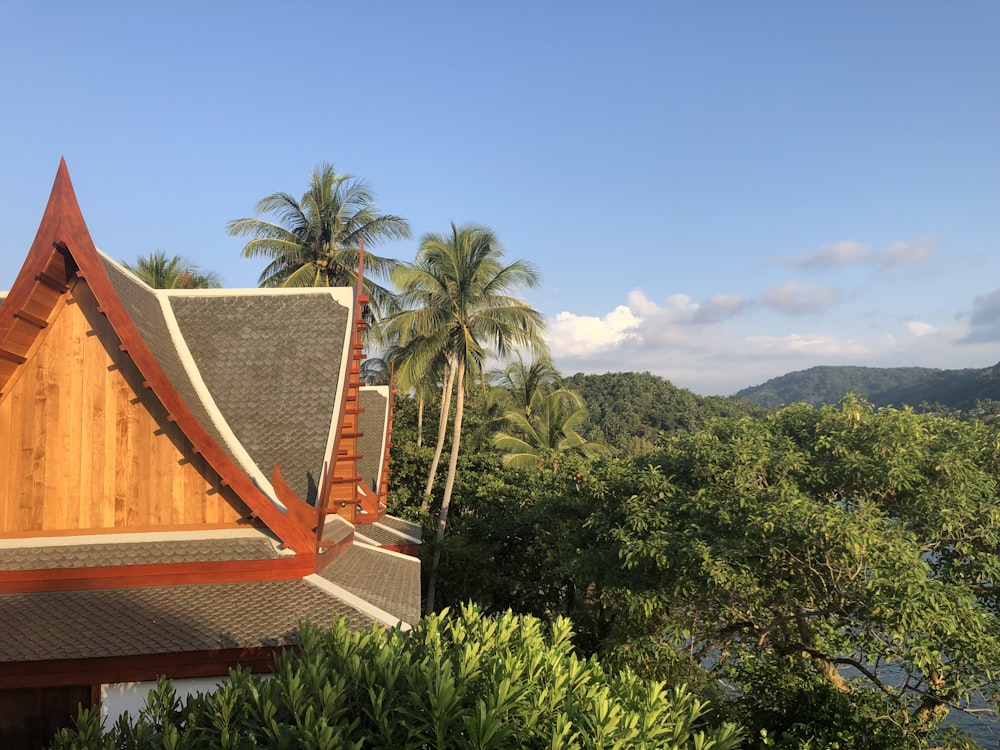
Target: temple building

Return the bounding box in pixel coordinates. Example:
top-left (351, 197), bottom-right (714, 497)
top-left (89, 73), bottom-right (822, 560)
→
top-left (0, 161), bottom-right (420, 748)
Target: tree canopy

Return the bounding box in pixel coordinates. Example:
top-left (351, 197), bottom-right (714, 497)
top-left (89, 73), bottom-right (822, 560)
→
top-left (227, 163), bottom-right (410, 318)
top-left (122, 251), bottom-right (222, 289)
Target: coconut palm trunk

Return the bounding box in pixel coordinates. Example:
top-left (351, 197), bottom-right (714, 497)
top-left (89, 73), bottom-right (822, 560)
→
top-left (421, 358), bottom-right (455, 511)
top-left (424, 356), bottom-right (466, 614)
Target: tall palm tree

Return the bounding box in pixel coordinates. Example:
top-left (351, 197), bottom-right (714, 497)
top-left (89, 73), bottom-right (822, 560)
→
top-left (227, 163), bottom-right (411, 317)
top-left (386, 223), bottom-right (547, 613)
top-left (122, 251), bottom-right (222, 289)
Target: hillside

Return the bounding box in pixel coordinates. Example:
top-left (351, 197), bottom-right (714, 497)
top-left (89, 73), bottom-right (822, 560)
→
top-left (736, 363), bottom-right (1000, 410)
top-left (565, 371), bottom-right (762, 451)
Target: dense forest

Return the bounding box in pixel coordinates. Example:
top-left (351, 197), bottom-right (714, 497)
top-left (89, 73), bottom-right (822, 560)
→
top-left (737, 363), bottom-right (1000, 411)
top-left (388, 387), bottom-right (1000, 749)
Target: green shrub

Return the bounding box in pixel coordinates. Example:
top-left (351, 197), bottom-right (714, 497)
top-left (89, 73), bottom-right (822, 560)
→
top-left (50, 604), bottom-right (743, 750)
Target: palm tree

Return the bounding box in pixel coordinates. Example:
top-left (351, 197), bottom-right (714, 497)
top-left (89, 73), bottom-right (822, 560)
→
top-left (227, 163), bottom-right (411, 317)
top-left (493, 387), bottom-right (610, 469)
top-left (488, 354), bottom-right (562, 419)
top-left (122, 251), bottom-right (222, 289)
top-left (386, 223), bottom-right (547, 613)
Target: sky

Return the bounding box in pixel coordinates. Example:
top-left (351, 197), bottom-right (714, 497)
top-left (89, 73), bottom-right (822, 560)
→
top-left (1, 2), bottom-right (997, 395)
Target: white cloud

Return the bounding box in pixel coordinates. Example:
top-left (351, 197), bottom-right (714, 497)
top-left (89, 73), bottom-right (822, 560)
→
top-left (546, 287), bottom-right (994, 396)
top-left (762, 281), bottom-right (840, 315)
top-left (879, 240), bottom-right (933, 269)
top-left (904, 320), bottom-right (937, 336)
top-left (775, 239), bottom-right (933, 272)
top-left (781, 241), bottom-right (871, 269)
top-left (549, 306), bottom-right (642, 356)
top-left (692, 293), bottom-right (746, 323)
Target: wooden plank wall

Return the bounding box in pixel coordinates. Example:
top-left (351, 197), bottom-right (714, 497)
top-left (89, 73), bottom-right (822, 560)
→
top-left (0, 283), bottom-right (248, 534)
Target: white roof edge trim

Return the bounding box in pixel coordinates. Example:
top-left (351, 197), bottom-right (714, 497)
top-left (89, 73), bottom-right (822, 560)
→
top-left (95, 252), bottom-right (355, 305)
top-left (354, 531), bottom-right (379, 546)
top-left (321, 291), bottom-right (356, 477)
top-left (355, 542), bottom-right (421, 563)
top-left (304, 574), bottom-right (411, 632)
top-left (155, 294), bottom-right (286, 510)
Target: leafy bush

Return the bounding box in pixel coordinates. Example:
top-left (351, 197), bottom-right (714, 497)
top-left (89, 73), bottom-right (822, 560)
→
top-left (50, 605), bottom-right (743, 750)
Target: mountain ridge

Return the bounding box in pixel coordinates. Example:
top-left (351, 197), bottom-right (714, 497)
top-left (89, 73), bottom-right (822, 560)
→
top-left (735, 363), bottom-right (1000, 410)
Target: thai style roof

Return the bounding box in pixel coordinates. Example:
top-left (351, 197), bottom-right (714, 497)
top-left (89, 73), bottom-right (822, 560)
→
top-left (0, 161), bottom-right (419, 683)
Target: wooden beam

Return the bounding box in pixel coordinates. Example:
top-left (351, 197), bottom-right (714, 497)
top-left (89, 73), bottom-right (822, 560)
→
top-left (13, 309), bottom-right (48, 329)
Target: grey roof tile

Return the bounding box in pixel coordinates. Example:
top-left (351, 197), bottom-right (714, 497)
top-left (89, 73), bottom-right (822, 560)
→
top-left (356, 524), bottom-right (418, 547)
top-left (0, 580), bottom-right (375, 663)
top-left (358, 388), bottom-right (388, 492)
top-left (0, 537), bottom-right (280, 570)
top-left (379, 515), bottom-right (423, 538)
top-left (170, 294), bottom-right (349, 504)
top-left (319, 543), bottom-right (421, 626)
top-left (321, 516), bottom-right (354, 545)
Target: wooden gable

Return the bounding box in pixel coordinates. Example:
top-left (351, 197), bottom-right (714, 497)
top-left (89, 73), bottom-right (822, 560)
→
top-left (0, 277), bottom-right (248, 534)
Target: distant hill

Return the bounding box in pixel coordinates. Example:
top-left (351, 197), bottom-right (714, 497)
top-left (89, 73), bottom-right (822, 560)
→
top-left (565, 371), bottom-right (762, 452)
top-left (735, 363), bottom-right (1000, 410)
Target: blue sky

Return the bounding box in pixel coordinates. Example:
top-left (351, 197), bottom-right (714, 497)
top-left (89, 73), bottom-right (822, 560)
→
top-left (1, 2), bottom-right (997, 395)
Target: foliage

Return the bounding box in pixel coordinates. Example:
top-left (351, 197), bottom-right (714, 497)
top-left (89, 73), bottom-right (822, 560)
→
top-left (227, 162), bottom-right (410, 318)
top-left (398, 392), bottom-right (1000, 745)
top-left (494, 388), bottom-right (610, 468)
top-left (587, 397), bottom-right (1000, 746)
top-left (735, 363), bottom-right (1000, 412)
top-left (489, 357), bottom-right (609, 469)
top-left (122, 251), bottom-right (222, 289)
top-left (50, 607), bottom-right (743, 750)
top-left (385, 223), bottom-right (547, 613)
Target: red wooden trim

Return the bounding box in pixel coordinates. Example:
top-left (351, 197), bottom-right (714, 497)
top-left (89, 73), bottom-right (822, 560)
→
top-left (271, 464), bottom-right (320, 552)
top-left (0, 646), bottom-right (286, 690)
top-left (35, 272), bottom-right (69, 293)
top-left (0, 556), bottom-right (316, 594)
top-left (315, 533), bottom-right (354, 570)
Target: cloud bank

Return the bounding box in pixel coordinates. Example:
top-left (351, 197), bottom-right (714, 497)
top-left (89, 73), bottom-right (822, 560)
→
top-left (547, 283), bottom-right (993, 396)
top-left (775, 240), bottom-right (933, 271)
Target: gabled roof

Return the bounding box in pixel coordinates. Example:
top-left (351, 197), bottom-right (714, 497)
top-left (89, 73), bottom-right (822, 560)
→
top-left (0, 160), bottom-right (390, 556)
top-left (0, 161), bottom-right (419, 685)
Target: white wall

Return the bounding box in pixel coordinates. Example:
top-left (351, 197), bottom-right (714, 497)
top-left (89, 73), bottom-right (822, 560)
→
top-left (100, 676), bottom-right (222, 725)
